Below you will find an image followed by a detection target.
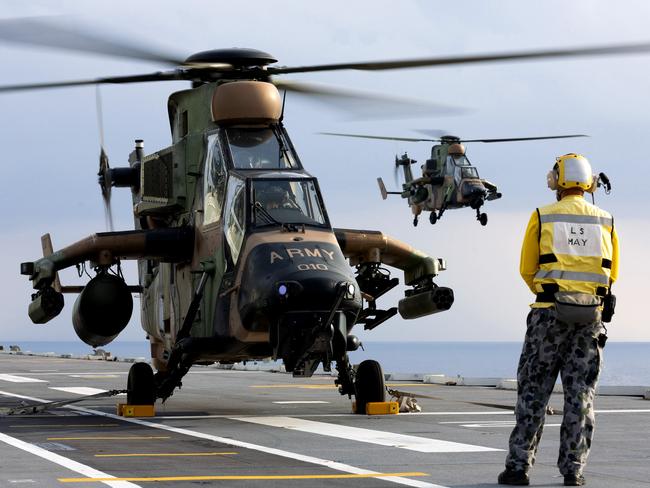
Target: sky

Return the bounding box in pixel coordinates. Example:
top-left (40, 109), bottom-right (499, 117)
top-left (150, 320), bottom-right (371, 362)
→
top-left (0, 0), bottom-right (649, 346)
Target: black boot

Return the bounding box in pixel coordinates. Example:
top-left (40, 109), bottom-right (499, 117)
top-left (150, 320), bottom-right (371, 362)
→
top-left (497, 469), bottom-right (530, 485)
top-left (564, 473), bottom-right (586, 486)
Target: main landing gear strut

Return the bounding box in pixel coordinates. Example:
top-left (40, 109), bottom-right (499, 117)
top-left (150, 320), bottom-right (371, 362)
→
top-left (476, 208), bottom-right (488, 226)
top-left (336, 356), bottom-right (386, 414)
top-left (127, 362), bottom-right (156, 405)
top-left (470, 198), bottom-right (488, 226)
top-left (427, 204), bottom-right (447, 226)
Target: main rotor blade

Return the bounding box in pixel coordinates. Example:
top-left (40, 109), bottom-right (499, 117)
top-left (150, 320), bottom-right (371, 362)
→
top-left (320, 132), bottom-right (589, 144)
top-left (269, 42), bottom-right (650, 74)
top-left (275, 80), bottom-right (464, 118)
top-left (413, 129), bottom-right (450, 139)
top-left (461, 134), bottom-right (588, 143)
top-left (0, 70), bottom-right (183, 93)
top-left (0, 17), bottom-right (185, 65)
top-left (320, 132), bottom-right (437, 142)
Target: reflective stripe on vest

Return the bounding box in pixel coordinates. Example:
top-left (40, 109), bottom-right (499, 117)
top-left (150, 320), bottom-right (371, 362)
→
top-left (534, 269), bottom-right (609, 285)
top-left (534, 203), bottom-right (613, 295)
top-left (538, 213), bottom-right (613, 227)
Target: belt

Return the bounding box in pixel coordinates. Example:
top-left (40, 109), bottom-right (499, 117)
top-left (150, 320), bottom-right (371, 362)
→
top-left (539, 254), bottom-right (612, 269)
top-left (536, 283), bottom-right (607, 303)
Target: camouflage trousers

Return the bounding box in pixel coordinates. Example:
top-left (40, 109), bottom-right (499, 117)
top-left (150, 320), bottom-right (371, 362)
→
top-left (505, 307), bottom-right (604, 476)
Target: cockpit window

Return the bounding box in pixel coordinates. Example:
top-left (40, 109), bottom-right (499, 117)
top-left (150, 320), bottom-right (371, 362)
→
top-left (203, 134), bottom-right (227, 225)
top-left (460, 166), bottom-right (479, 179)
top-left (252, 179), bottom-right (326, 227)
top-left (450, 154), bottom-right (471, 166)
top-left (447, 155), bottom-right (480, 184)
top-left (225, 127), bottom-right (298, 170)
top-left (224, 177), bottom-right (246, 264)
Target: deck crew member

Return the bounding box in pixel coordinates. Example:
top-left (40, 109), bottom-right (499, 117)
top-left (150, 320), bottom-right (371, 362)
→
top-left (498, 153), bottom-right (619, 487)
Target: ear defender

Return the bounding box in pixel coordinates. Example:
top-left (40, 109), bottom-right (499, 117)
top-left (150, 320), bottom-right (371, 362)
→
top-left (585, 174), bottom-right (598, 193)
top-left (547, 169), bottom-right (558, 190)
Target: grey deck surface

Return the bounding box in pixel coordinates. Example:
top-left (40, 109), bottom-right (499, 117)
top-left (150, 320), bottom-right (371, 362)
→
top-left (0, 354), bottom-right (648, 487)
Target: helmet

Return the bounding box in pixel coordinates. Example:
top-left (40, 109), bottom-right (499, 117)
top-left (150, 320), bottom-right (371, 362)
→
top-left (547, 153), bottom-right (594, 191)
top-left (258, 184), bottom-right (286, 208)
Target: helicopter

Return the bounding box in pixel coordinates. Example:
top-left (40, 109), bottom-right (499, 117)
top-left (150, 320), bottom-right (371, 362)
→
top-left (4, 18), bottom-right (650, 412)
top-left (323, 131), bottom-right (588, 227)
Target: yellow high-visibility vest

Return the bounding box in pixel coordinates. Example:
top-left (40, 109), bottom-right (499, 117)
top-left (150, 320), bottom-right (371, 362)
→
top-left (520, 194), bottom-right (619, 307)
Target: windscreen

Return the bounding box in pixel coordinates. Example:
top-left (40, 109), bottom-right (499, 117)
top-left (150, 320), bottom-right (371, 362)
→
top-left (451, 154), bottom-right (471, 166)
top-left (449, 155), bottom-right (480, 183)
top-left (252, 179), bottom-right (326, 227)
top-left (226, 127), bottom-right (298, 170)
top-left (460, 166), bottom-right (479, 179)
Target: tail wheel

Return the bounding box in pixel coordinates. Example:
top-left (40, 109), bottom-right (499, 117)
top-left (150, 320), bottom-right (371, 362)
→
top-left (479, 213), bottom-right (488, 226)
top-left (354, 359), bottom-right (385, 414)
top-left (429, 212), bottom-right (438, 225)
top-left (127, 362), bottom-right (156, 405)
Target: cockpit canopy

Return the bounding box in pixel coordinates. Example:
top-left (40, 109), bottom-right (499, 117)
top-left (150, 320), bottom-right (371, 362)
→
top-left (446, 153), bottom-right (480, 181)
top-left (225, 127), bottom-right (299, 170)
top-left (252, 178), bottom-right (327, 228)
top-left (222, 176), bottom-right (328, 264)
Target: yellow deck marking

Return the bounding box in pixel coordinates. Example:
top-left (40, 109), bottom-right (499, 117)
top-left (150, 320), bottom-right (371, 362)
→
top-left (69, 375), bottom-right (119, 379)
top-left (251, 383), bottom-right (439, 389)
top-left (95, 452), bottom-right (237, 458)
top-left (47, 436), bottom-right (170, 441)
top-left (59, 471), bottom-right (429, 482)
top-left (251, 384), bottom-right (336, 389)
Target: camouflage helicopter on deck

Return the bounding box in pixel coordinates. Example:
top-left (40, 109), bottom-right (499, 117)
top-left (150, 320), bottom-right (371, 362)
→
top-left (3, 19), bottom-right (649, 412)
top-left (323, 131), bottom-right (587, 227)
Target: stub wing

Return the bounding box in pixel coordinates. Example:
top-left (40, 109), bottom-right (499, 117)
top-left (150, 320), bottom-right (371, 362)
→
top-left (334, 228), bottom-right (453, 324)
top-left (21, 227), bottom-right (194, 326)
top-left (482, 179), bottom-right (502, 200)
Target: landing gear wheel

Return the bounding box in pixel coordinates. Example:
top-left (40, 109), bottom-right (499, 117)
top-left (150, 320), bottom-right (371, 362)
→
top-left (413, 217), bottom-right (418, 227)
top-left (354, 359), bottom-right (385, 414)
top-left (127, 362), bottom-right (156, 405)
top-left (429, 212), bottom-right (438, 225)
top-left (479, 213), bottom-right (488, 226)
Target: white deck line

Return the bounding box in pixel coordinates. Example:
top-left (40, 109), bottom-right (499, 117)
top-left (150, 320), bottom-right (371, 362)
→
top-left (273, 401), bottom-right (329, 404)
top-left (0, 374), bottom-right (47, 383)
top-left (594, 409), bottom-right (650, 413)
top-left (231, 416), bottom-right (502, 453)
top-left (50, 387), bottom-right (110, 396)
top-left (0, 390), bottom-right (447, 488)
top-left (0, 431), bottom-right (141, 488)
top-left (154, 411), bottom-right (516, 419)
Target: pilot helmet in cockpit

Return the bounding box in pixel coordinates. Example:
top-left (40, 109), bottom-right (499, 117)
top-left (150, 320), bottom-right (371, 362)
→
top-left (257, 184), bottom-right (288, 209)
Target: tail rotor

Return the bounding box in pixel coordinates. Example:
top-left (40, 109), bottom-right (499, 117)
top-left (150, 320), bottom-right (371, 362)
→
top-left (96, 87), bottom-right (114, 231)
top-left (393, 158), bottom-right (400, 187)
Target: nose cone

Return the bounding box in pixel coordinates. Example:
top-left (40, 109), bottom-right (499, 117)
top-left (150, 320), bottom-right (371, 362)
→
top-left (462, 182), bottom-right (487, 199)
top-left (238, 241), bottom-right (361, 332)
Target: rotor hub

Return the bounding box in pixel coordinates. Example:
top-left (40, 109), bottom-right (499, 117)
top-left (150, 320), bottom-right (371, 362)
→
top-left (440, 135), bottom-right (461, 143)
top-left (183, 48), bottom-right (277, 68)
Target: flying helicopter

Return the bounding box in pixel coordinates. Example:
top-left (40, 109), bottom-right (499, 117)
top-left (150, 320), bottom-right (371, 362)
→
top-left (4, 18), bottom-right (650, 412)
top-left (322, 131), bottom-right (588, 226)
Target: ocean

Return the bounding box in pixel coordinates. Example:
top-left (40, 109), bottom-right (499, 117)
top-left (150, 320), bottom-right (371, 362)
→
top-left (352, 341), bottom-right (650, 386)
top-left (2, 340), bottom-right (648, 386)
